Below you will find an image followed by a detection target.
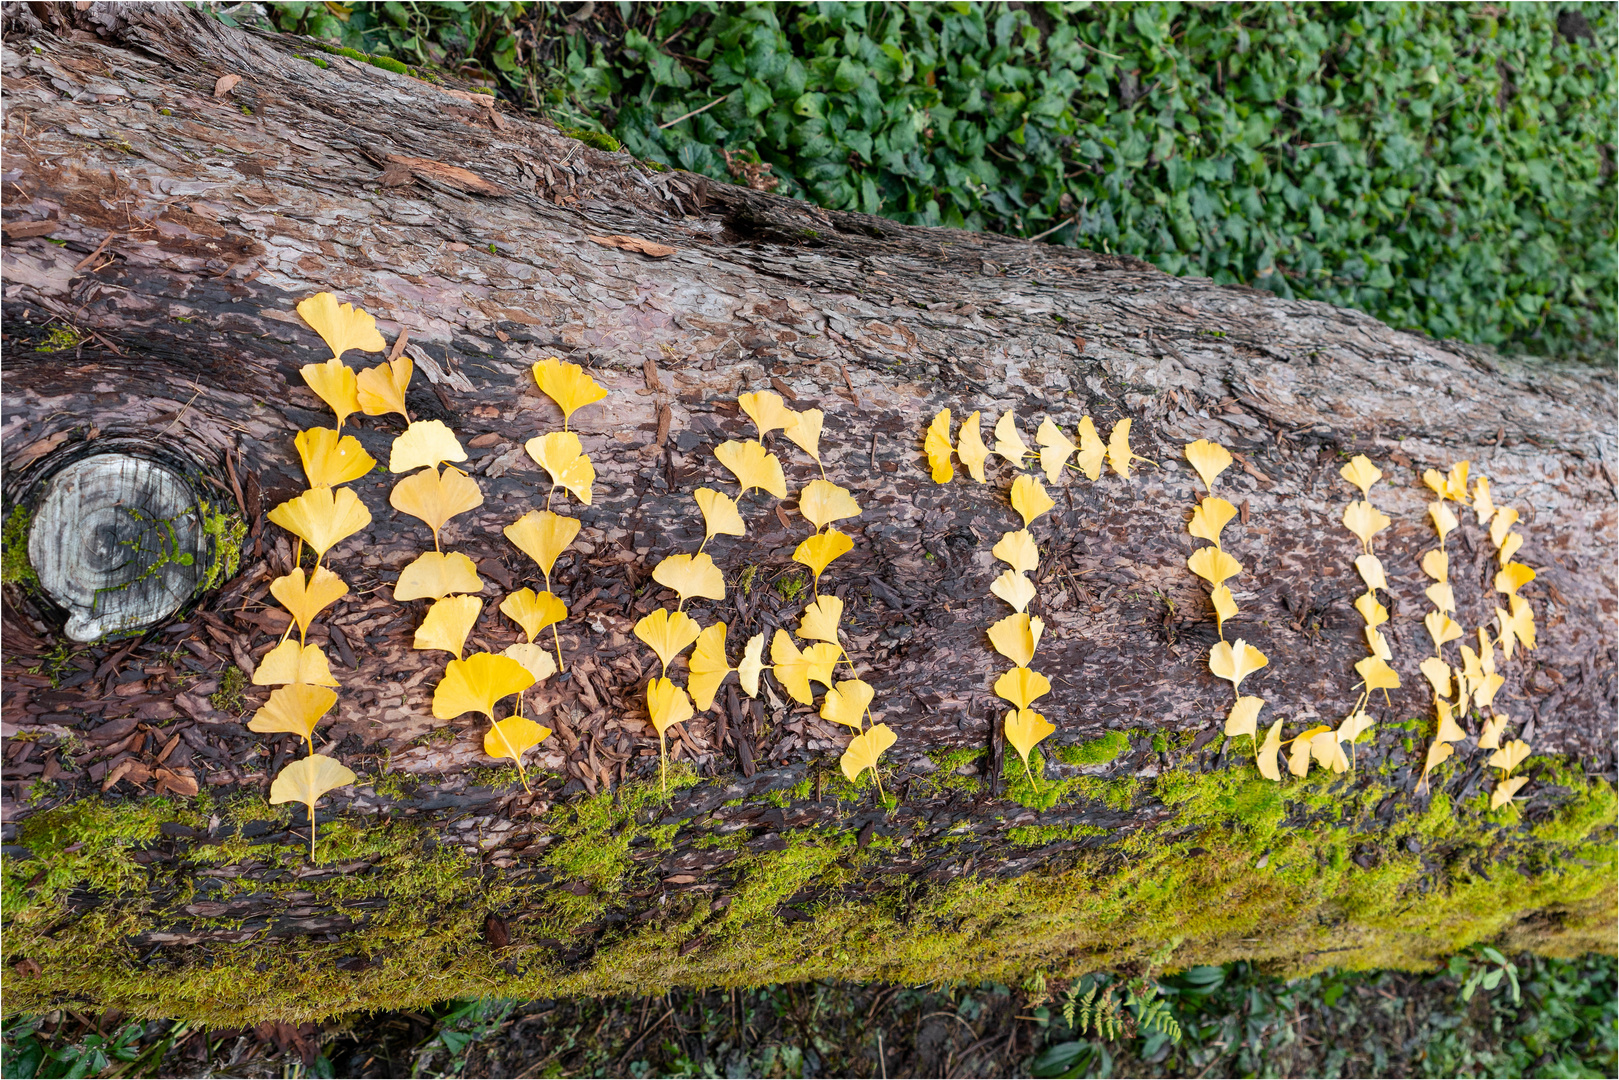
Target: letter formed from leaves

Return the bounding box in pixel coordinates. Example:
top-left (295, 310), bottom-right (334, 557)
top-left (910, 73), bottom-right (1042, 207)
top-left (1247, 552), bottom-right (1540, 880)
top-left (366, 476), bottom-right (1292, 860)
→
top-left (924, 408), bottom-right (954, 483)
top-left (270, 753), bottom-right (356, 863)
top-left (268, 486), bottom-right (372, 566)
top-left (533, 357), bottom-right (608, 430)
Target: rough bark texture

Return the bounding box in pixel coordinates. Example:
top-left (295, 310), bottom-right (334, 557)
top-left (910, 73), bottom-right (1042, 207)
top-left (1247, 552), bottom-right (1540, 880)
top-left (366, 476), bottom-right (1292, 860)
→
top-left (1, 5), bottom-right (1614, 1022)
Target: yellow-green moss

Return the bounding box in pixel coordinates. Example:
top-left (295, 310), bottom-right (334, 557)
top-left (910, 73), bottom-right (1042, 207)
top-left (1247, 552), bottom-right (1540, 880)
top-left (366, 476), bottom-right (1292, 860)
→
top-left (2, 754), bottom-right (1613, 1026)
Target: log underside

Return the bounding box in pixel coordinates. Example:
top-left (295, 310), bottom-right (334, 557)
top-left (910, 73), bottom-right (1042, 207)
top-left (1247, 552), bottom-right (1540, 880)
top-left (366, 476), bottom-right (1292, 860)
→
top-left (1, 5), bottom-right (1615, 1021)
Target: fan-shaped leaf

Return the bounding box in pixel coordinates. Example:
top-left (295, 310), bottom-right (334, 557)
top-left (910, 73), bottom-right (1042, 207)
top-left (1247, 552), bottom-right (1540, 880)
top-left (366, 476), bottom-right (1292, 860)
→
top-left (738, 390), bottom-right (795, 436)
top-left (1225, 695), bottom-right (1265, 739)
top-left (1009, 474), bottom-right (1054, 527)
top-left (821, 678), bottom-right (875, 730)
top-left (715, 439), bottom-right (788, 498)
top-left (504, 510), bottom-right (579, 584)
top-left (1189, 497), bottom-right (1238, 547)
top-left (1355, 554), bottom-right (1388, 593)
top-left (688, 621), bottom-right (733, 710)
top-left (1490, 774), bottom-right (1529, 810)
top-left (270, 566), bottom-right (349, 642)
top-left (390, 419), bottom-right (467, 474)
top-left (433, 652), bottom-right (534, 720)
top-left (395, 550), bottom-right (483, 601)
top-left (295, 427), bottom-right (376, 488)
top-left (924, 409), bottom-right (954, 483)
top-left (992, 529), bottom-right (1038, 574)
top-left (654, 552), bottom-right (726, 603)
top-left (797, 594), bottom-right (844, 646)
top-left (799, 479), bottom-right (861, 531)
top-left (957, 411), bottom-right (989, 482)
top-left (1342, 501), bottom-right (1390, 552)
top-left (533, 357), bottom-right (608, 428)
top-left (792, 529), bottom-right (853, 585)
top-left (1339, 454), bottom-right (1382, 498)
top-left (993, 666), bottom-right (1051, 710)
top-left (1074, 416), bottom-right (1105, 480)
top-left (694, 487), bottom-right (746, 541)
top-left (249, 683), bottom-right (337, 751)
top-left (501, 642), bottom-right (558, 683)
top-left (268, 486), bottom-right (372, 563)
top-left (990, 570), bottom-right (1037, 613)
top-left (987, 612), bottom-right (1044, 668)
top-left (296, 291), bottom-right (385, 360)
top-left (993, 410), bottom-right (1029, 464)
top-left (840, 722), bottom-right (896, 785)
top-left (1185, 439), bottom-right (1233, 492)
top-left (1494, 562), bottom-right (1535, 596)
top-left (524, 430), bottom-right (596, 505)
top-left (253, 640), bottom-right (339, 688)
top-left (356, 353), bottom-right (412, 420)
top-left (1004, 708), bottom-right (1055, 766)
top-left (269, 753), bottom-right (357, 862)
top-left (1188, 546), bottom-right (1243, 588)
top-left (300, 359), bottom-right (361, 429)
top-left (1208, 639), bottom-right (1268, 693)
top-left (634, 607), bottom-right (703, 674)
top-left (646, 676), bottom-right (694, 736)
top-left (1035, 417), bottom-right (1075, 483)
top-left (414, 595), bottom-right (482, 658)
top-left (500, 588), bottom-right (568, 643)
top-left (783, 408), bottom-right (824, 463)
top-left (737, 633), bottom-right (766, 698)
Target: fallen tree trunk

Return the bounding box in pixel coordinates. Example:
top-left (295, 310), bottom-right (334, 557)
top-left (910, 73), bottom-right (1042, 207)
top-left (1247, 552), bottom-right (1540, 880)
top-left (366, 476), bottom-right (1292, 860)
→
top-left (1, 4), bottom-right (1614, 1024)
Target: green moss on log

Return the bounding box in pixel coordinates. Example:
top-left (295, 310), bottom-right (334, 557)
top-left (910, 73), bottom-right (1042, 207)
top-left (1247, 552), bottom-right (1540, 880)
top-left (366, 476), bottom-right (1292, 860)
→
top-left (1, 755), bottom-right (1612, 1025)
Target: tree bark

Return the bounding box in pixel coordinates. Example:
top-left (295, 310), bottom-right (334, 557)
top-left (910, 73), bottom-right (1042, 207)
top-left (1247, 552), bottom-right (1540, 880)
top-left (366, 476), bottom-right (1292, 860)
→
top-left (2, 4), bottom-right (1614, 1022)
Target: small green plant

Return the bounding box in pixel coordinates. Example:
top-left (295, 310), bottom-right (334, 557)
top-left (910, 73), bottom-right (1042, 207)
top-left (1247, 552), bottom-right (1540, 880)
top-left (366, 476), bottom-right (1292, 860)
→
top-left (36, 326), bottom-right (83, 353)
top-left (774, 572), bottom-right (807, 602)
top-left (1, 1013), bottom-right (144, 1078)
top-left (2, 506), bottom-right (36, 587)
top-left (210, 665), bottom-right (248, 713)
top-left (1452, 944), bottom-right (1522, 1005)
top-left (197, 501), bottom-right (246, 591)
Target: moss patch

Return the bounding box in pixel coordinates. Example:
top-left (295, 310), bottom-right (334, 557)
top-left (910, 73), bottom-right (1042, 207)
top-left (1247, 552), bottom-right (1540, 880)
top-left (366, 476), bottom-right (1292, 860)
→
top-left (2, 505), bottom-right (36, 587)
top-left (2, 753), bottom-right (1613, 1025)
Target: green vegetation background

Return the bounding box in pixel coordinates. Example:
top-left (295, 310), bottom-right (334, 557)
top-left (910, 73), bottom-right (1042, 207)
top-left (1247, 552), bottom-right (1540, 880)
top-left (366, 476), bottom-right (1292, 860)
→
top-left (257, 0), bottom-right (1616, 362)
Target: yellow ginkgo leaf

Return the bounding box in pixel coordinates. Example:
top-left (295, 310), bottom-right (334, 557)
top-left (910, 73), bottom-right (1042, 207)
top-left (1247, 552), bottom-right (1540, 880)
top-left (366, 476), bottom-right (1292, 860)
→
top-left (1355, 554), bottom-right (1388, 593)
top-left (1106, 418), bottom-right (1154, 479)
top-left (355, 353), bottom-right (412, 420)
top-left (654, 552), bottom-right (726, 604)
top-left (1355, 655), bottom-right (1401, 693)
top-left (1445, 460), bottom-right (1471, 502)
top-left (1421, 737), bottom-right (1455, 786)
top-left (1074, 416), bottom-right (1106, 481)
top-left (1354, 591), bottom-right (1388, 629)
top-left (799, 479), bottom-right (861, 531)
top-left (1339, 454), bottom-right (1382, 498)
top-left (433, 652), bottom-right (534, 720)
top-left (1473, 476), bottom-right (1495, 522)
top-left (300, 359), bottom-right (361, 429)
top-left (994, 410), bottom-right (1030, 464)
top-left (483, 715), bottom-right (551, 793)
top-left (1502, 594), bottom-right (1537, 655)
top-left (1004, 708), bottom-right (1055, 772)
top-left (924, 408), bottom-right (954, 483)
top-left (688, 621), bottom-right (733, 710)
top-left (500, 589), bottom-right (567, 643)
top-left (694, 488), bottom-right (746, 542)
top-left (1489, 506), bottom-right (1520, 548)
top-left (1498, 531), bottom-right (1524, 565)
top-left (987, 612), bottom-right (1044, 668)
top-left (295, 427), bottom-right (376, 488)
top-left (391, 466), bottom-right (484, 549)
top-left (646, 676), bottom-right (693, 735)
top-left (414, 595), bottom-right (482, 658)
top-left (1365, 626), bottom-right (1392, 661)
top-left (268, 485), bottom-right (372, 564)
top-left (505, 509), bottom-right (580, 585)
top-left (715, 439), bottom-right (789, 499)
top-left (1424, 610), bottom-right (1463, 651)
top-left (1433, 698), bottom-right (1466, 744)
top-left (1289, 725), bottom-right (1332, 777)
top-left (1225, 695), bottom-right (1265, 740)
top-left (1310, 728), bottom-right (1349, 773)
top-left (1188, 546), bottom-right (1243, 588)
top-left (501, 642), bottom-right (557, 683)
top-left (1185, 439), bottom-right (1233, 492)
top-left (1490, 774), bottom-right (1529, 810)
top-left (252, 639), bottom-right (338, 688)
top-left (840, 722), bottom-right (897, 791)
top-left (1478, 714), bottom-right (1508, 751)
top-left (990, 570), bottom-right (1037, 613)
top-left (821, 678), bottom-right (875, 730)
top-left (1337, 711), bottom-right (1375, 744)
top-left (993, 666), bottom-right (1052, 710)
top-left (783, 408), bottom-right (824, 463)
top-left (395, 550), bottom-right (483, 602)
top-left (1425, 581), bottom-right (1457, 614)
top-left (992, 529), bottom-right (1039, 574)
top-left (1474, 671), bottom-right (1505, 710)
top-left (1495, 562), bottom-right (1535, 596)
top-left (270, 566), bottom-right (349, 642)
top-left (739, 390), bottom-right (797, 438)
top-left (737, 633), bottom-right (766, 698)
top-left (249, 682), bottom-right (337, 752)
top-left (1342, 501), bottom-right (1390, 552)
top-left (1189, 498), bottom-right (1238, 547)
top-left (297, 291), bottom-right (386, 361)
top-left (1208, 638), bottom-right (1268, 693)
top-left (793, 529), bottom-right (854, 586)
top-left (770, 629), bottom-right (835, 705)
top-left (1036, 417), bottom-right (1076, 484)
top-left (269, 753), bottom-right (357, 862)
top-left (1009, 474), bottom-right (1054, 527)
top-left (1488, 739), bottom-right (1532, 775)
top-left (1421, 549), bottom-right (1449, 583)
top-left (1212, 585), bottom-right (1238, 636)
top-left (390, 419), bottom-right (468, 474)
top-left (1478, 628), bottom-right (1498, 675)
top-left (1422, 468), bottom-right (1447, 499)
top-left (1419, 655), bottom-right (1453, 699)
top-left (524, 430), bottom-right (596, 505)
top-left (957, 411), bottom-right (990, 482)
top-left (532, 357), bottom-right (608, 429)
top-left (797, 594), bottom-right (844, 646)
top-left (1257, 718), bottom-right (1284, 781)
top-left (1429, 500), bottom-right (1458, 543)
top-left (634, 607), bottom-right (703, 674)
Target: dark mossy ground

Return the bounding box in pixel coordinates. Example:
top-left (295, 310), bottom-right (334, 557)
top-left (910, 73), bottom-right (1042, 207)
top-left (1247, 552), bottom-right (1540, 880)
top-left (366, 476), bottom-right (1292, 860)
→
top-left (4, 727), bottom-right (1613, 1027)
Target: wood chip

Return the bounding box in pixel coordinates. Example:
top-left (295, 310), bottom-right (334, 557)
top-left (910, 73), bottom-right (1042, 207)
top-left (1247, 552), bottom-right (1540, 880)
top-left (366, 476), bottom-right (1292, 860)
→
top-left (585, 234), bottom-right (675, 259)
top-left (384, 154), bottom-right (504, 197)
top-left (2, 220), bottom-right (60, 238)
